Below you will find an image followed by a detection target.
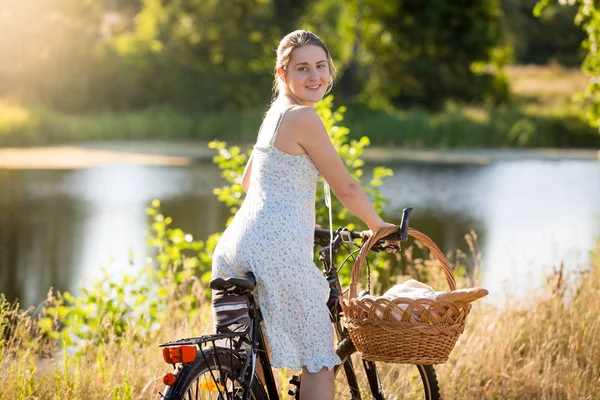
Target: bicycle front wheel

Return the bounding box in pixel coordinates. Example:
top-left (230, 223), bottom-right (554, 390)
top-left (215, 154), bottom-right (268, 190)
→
top-left (163, 347), bottom-right (268, 400)
top-left (334, 338), bottom-right (440, 400)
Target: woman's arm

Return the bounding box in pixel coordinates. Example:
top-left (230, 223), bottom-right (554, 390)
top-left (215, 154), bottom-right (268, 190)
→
top-left (241, 153), bottom-right (254, 193)
top-left (290, 107), bottom-right (386, 232)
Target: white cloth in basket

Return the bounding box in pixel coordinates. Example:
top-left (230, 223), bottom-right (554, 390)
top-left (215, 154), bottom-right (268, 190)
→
top-left (382, 279), bottom-right (443, 301)
top-left (359, 279), bottom-right (444, 323)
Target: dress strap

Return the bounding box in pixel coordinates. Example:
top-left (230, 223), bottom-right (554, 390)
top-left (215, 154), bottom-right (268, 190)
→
top-left (269, 105), bottom-right (297, 146)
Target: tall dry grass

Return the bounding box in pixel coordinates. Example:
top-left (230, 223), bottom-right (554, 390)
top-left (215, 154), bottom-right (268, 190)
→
top-left (1, 240), bottom-right (599, 399)
top-left (438, 245), bottom-right (600, 399)
top-left (0, 289), bottom-right (213, 399)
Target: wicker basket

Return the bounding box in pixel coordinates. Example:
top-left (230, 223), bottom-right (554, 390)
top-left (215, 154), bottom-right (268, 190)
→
top-left (341, 225), bottom-right (472, 364)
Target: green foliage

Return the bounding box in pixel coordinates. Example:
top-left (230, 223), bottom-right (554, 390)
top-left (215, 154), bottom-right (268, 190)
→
top-left (313, 96), bottom-right (396, 289)
top-left (111, 377), bottom-right (134, 400)
top-left (2, 91), bottom-right (599, 148)
top-left (0, 101), bottom-right (40, 145)
top-left (33, 198), bottom-right (211, 354)
top-left (0, 0), bottom-right (555, 116)
top-left (505, 0), bottom-right (585, 66)
top-left (342, 100), bottom-right (600, 148)
top-left (1, 0), bottom-right (597, 134)
top-left (312, 96), bottom-right (392, 230)
top-left (41, 273), bottom-right (158, 345)
top-left (209, 141), bottom-right (251, 218)
top-left (303, 0), bottom-right (508, 109)
top-left (0, 101), bottom-right (271, 146)
top-left (535, 0), bottom-right (600, 128)
top-left (108, 0), bottom-right (278, 111)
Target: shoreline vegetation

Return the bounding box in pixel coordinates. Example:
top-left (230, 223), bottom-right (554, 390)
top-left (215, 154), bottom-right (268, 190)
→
top-left (1, 65), bottom-right (600, 150)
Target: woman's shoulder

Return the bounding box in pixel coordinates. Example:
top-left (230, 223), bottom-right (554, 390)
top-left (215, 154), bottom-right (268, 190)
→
top-left (285, 105), bottom-right (323, 129)
top-left (265, 102), bottom-right (325, 136)
top-left (268, 102), bottom-right (313, 115)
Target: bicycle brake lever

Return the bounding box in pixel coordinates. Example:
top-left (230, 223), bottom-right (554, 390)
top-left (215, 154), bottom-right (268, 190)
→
top-left (371, 242), bottom-right (399, 253)
top-left (383, 244), bottom-right (400, 252)
top-left (375, 244), bottom-right (400, 253)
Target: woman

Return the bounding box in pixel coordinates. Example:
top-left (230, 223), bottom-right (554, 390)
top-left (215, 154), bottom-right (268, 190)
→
top-left (212, 30), bottom-right (398, 400)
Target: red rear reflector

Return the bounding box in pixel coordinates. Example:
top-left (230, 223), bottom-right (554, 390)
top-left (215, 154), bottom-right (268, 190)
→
top-left (163, 373), bottom-right (176, 386)
top-left (162, 345), bottom-right (197, 364)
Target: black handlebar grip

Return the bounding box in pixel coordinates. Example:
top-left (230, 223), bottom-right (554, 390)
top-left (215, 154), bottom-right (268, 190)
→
top-left (398, 207), bottom-right (413, 241)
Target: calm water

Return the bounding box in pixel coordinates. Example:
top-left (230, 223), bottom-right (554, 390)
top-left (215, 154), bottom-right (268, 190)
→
top-left (1, 159), bottom-right (599, 307)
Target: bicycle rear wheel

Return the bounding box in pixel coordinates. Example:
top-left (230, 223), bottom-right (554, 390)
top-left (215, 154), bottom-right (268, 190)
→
top-left (334, 338), bottom-right (440, 400)
top-left (162, 347), bottom-right (268, 400)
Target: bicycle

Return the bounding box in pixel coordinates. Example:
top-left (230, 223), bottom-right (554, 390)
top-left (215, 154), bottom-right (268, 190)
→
top-left (157, 208), bottom-right (441, 399)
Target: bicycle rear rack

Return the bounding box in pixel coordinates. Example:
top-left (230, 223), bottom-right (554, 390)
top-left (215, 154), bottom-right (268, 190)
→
top-left (159, 331), bottom-right (248, 348)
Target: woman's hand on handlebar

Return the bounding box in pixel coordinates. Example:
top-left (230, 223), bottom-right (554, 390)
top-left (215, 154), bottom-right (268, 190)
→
top-left (360, 222), bottom-right (401, 253)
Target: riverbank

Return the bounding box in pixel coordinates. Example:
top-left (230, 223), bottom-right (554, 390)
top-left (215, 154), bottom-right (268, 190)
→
top-left (0, 141), bottom-right (598, 169)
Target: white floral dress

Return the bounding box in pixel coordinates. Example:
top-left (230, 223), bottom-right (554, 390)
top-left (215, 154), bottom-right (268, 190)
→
top-left (212, 106), bottom-right (341, 372)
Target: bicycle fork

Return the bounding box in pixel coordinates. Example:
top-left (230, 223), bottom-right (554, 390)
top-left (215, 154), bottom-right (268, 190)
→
top-left (340, 356), bottom-right (384, 400)
top-left (362, 359), bottom-right (385, 400)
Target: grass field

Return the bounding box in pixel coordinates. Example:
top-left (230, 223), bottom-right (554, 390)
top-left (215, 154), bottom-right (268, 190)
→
top-left (507, 64), bottom-right (590, 102)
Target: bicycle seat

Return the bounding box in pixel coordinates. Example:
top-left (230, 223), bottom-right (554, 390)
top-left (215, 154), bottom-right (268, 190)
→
top-left (210, 273), bottom-right (256, 291)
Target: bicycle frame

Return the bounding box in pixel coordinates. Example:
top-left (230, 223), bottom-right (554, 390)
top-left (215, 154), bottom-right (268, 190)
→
top-left (251, 306), bottom-right (279, 400)
top-left (159, 209), bottom-right (419, 400)
top-left (160, 225), bottom-right (404, 400)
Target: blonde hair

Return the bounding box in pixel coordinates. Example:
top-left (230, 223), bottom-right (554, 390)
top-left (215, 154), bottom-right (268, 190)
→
top-left (273, 30), bottom-right (337, 98)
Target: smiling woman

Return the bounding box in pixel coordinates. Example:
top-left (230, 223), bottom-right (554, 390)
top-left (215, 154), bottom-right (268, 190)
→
top-left (210, 29), bottom-right (400, 400)
top-left (278, 45), bottom-right (330, 104)
top-left (272, 30), bottom-right (337, 103)
top-left (215, 32), bottom-right (343, 400)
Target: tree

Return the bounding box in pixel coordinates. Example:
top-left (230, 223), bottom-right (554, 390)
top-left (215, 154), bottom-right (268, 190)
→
top-left (302, 0), bottom-right (508, 110)
top-left (273, 0), bottom-right (315, 34)
top-left (503, 0), bottom-right (585, 66)
top-left (110, 0), bottom-right (280, 111)
top-left (364, 0), bottom-right (507, 109)
top-left (535, 0), bottom-right (600, 128)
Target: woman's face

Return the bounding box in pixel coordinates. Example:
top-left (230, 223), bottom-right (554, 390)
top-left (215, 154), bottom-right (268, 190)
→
top-left (279, 45), bottom-right (330, 106)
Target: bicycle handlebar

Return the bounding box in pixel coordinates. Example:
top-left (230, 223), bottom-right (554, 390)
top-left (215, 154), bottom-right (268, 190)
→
top-left (313, 228), bottom-right (396, 247)
top-left (313, 228), bottom-right (359, 247)
top-left (314, 207), bottom-right (413, 248)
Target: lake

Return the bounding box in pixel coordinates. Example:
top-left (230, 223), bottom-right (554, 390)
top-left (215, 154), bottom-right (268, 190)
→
top-left (1, 154), bottom-right (599, 307)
